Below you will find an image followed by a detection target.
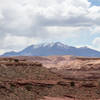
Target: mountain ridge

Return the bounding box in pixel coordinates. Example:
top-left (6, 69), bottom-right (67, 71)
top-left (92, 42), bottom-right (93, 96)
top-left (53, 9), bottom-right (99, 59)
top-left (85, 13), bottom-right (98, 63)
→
top-left (2, 42), bottom-right (100, 57)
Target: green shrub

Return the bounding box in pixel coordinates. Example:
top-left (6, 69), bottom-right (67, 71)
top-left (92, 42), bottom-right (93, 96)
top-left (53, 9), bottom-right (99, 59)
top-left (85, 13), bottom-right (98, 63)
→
top-left (70, 82), bottom-right (75, 87)
top-left (14, 59), bottom-right (19, 62)
top-left (25, 84), bottom-right (33, 91)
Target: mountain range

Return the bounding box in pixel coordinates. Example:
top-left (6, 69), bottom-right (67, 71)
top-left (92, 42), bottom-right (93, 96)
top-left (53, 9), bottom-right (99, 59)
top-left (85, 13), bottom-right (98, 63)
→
top-left (2, 42), bottom-right (100, 57)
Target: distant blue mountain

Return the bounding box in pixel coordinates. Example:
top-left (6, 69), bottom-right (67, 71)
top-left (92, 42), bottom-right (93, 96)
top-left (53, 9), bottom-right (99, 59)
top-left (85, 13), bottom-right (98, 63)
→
top-left (2, 42), bottom-right (100, 57)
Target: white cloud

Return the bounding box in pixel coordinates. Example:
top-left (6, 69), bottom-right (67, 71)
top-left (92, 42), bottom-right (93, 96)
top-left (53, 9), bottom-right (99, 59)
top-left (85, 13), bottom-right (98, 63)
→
top-left (92, 37), bottom-right (100, 51)
top-left (0, 49), bottom-right (6, 55)
top-left (0, 34), bottom-right (41, 51)
top-left (91, 26), bottom-right (100, 34)
top-left (46, 26), bottom-right (80, 40)
top-left (0, 0), bottom-right (100, 53)
top-left (88, 6), bottom-right (100, 19)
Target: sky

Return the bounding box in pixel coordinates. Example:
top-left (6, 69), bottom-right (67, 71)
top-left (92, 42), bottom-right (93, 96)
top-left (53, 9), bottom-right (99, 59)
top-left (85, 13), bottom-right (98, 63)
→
top-left (0, 0), bottom-right (100, 54)
top-left (89, 0), bottom-right (100, 6)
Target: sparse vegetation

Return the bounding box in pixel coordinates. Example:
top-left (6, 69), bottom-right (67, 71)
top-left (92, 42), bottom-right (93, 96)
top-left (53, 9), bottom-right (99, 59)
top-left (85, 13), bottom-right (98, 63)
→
top-left (70, 82), bottom-right (75, 87)
top-left (14, 59), bottom-right (19, 62)
top-left (0, 56), bottom-right (100, 100)
top-left (25, 84), bottom-right (33, 91)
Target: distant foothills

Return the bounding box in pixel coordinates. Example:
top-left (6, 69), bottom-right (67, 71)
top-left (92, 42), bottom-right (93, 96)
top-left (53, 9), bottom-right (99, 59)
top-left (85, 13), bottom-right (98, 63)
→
top-left (2, 42), bottom-right (100, 57)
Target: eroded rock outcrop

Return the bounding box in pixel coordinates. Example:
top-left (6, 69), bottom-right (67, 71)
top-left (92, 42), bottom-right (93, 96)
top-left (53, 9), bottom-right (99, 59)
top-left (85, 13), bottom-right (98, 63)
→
top-left (0, 56), bottom-right (100, 100)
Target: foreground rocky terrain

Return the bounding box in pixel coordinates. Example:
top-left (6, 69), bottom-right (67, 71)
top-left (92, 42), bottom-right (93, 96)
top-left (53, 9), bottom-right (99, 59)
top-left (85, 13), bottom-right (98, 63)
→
top-left (0, 56), bottom-right (100, 100)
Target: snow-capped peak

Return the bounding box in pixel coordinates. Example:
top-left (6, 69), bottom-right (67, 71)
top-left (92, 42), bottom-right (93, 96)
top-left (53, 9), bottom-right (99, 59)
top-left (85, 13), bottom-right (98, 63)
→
top-left (33, 42), bottom-right (69, 48)
top-left (79, 46), bottom-right (89, 49)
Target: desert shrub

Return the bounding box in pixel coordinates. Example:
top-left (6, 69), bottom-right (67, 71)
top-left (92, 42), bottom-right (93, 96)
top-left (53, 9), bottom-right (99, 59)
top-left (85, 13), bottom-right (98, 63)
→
top-left (10, 84), bottom-right (15, 91)
top-left (70, 82), bottom-right (75, 87)
top-left (25, 84), bottom-right (33, 91)
top-left (14, 59), bottom-right (19, 62)
top-left (98, 80), bottom-right (100, 87)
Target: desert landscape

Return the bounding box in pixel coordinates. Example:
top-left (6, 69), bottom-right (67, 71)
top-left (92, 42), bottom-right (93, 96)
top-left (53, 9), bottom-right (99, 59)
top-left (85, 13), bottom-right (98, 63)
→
top-left (0, 0), bottom-right (100, 99)
top-left (0, 56), bottom-right (100, 100)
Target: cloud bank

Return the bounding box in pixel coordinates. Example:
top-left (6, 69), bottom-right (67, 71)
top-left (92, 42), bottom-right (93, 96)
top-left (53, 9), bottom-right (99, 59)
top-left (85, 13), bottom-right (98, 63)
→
top-left (0, 0), bottom-right (100, 54)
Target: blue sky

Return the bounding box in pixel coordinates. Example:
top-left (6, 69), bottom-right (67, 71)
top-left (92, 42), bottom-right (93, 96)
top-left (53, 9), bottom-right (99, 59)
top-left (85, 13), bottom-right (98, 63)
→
top-left (0, 0), bottom-right (100, 54)
top-left (89, 0), bottom-right (100, 6)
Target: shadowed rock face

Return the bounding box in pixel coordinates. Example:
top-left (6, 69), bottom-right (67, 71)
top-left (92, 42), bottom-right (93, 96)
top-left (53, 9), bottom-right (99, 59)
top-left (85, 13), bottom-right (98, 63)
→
top-left (0, 56), bottom-right (100, 100)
